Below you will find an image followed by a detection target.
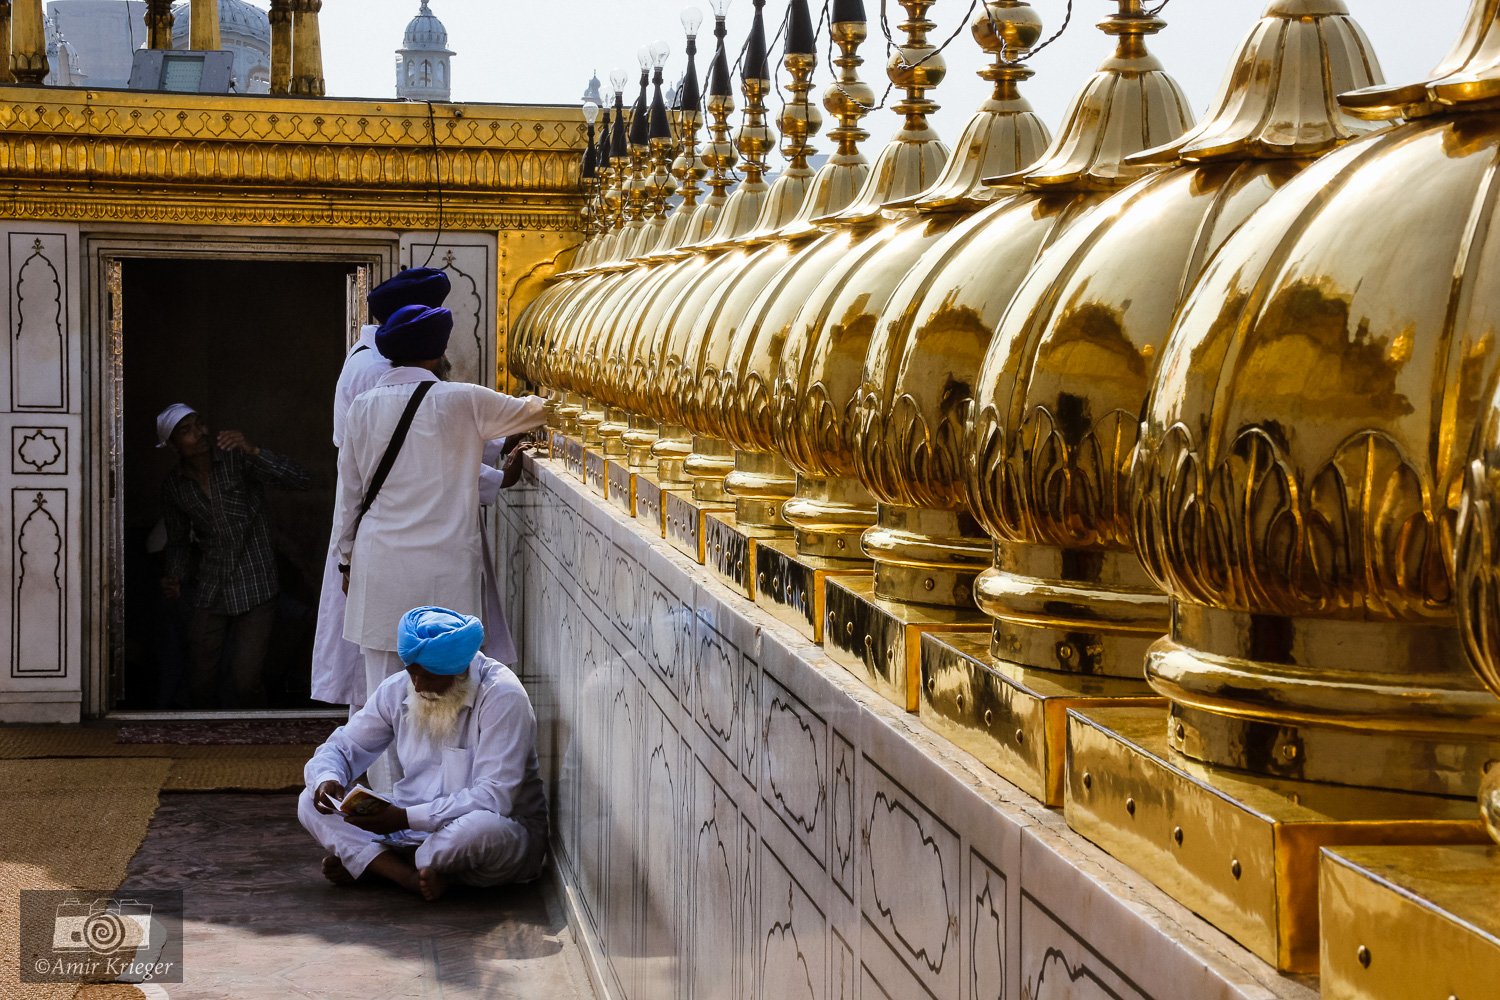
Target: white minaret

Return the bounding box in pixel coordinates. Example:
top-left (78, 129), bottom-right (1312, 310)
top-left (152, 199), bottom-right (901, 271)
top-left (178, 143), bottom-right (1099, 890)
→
top-left (395, 1), bottom-right (454, 102)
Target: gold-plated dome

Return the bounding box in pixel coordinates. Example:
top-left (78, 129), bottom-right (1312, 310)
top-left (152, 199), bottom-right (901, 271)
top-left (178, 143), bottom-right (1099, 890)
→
top-left (1136, 0), bottom-right (1500, 798)
top-left (841, 0), bottom-right (1190, 595)
top-left (1459, 383), bottom-right (1500, 839)
top-left (765, 0), bottom-right (954, 558)
top-left (960, 0), bottom-right (1384, 677)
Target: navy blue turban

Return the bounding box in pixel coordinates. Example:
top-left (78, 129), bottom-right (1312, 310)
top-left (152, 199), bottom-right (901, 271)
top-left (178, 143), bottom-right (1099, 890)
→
top-left (376, 304), bottom-right (454, 362)
top-left (398, 606), bottom-right (485, 674)
top-left (367, 267), bottom-right (451, 323)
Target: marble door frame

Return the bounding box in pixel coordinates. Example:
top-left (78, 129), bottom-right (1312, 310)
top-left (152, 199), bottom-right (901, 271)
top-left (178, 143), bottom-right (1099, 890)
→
top-left (80, 227), bottom-right (401, 718)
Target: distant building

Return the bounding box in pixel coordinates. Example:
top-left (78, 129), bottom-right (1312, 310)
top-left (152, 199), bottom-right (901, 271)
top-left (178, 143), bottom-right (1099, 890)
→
top-left (45, 1), bottom-right (147, 88)
top-left (42, 0), bottom-right (269, 93)
top-left (396, 1), bottom-right (454, 102)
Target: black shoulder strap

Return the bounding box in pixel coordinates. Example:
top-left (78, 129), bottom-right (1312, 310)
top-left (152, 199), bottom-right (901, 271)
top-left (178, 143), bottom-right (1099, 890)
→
top-left (351, 344), bottom-right (371, 356)
top-left (357, 381), bottom-right (433, 522)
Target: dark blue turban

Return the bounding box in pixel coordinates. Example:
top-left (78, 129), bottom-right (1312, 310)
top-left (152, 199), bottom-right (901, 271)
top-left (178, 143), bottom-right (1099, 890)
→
top-left (367, 267), bottom-right (451, 323)
top-left (376, 304), bottom-right (454, 362)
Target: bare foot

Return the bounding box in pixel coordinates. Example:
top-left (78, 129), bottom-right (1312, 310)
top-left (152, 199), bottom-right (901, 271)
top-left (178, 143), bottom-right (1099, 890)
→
top-left (418, 867), bottom-right (449, 902)
top-left (321, 856), bottom-right (356, 887)
top-left (364, 850), bottom-right (422, 895)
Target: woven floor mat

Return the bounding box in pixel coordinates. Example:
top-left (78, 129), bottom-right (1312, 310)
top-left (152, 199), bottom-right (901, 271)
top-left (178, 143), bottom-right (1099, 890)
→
top-left (0, 758), bottom-right (169, 1000)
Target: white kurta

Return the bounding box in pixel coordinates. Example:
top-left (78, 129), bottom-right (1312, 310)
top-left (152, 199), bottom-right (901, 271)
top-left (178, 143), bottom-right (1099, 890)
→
top-left (312, 327), bottom-right (392, 706)
top-left (336, 367), bottom-right (544, 651)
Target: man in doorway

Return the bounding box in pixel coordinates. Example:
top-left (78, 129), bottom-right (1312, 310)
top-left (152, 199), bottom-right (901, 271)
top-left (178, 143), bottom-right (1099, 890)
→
top-left (334, 303), bottom-right (544, 787)
top-left (298, 606), bottom-right (548, 900)
top-left (312, 267), bottom-right (450, 715)
top-left (157, 404), bottom-right (310, 709)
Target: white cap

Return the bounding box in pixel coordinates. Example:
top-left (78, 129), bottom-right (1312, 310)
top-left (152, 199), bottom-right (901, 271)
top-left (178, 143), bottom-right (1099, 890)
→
top-left (155, 403), bottom-right (197, 449)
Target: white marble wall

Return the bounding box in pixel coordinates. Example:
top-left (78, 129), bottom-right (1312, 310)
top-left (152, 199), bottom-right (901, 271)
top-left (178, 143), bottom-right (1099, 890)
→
top-left (0, 224), bottom-right (83, 723)
top-left (499, 458), bottom-right (1317, 1000)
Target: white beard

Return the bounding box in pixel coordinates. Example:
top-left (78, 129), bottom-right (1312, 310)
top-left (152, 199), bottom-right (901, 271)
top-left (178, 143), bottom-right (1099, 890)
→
top-left (404, 673), bottom-right (471, 746)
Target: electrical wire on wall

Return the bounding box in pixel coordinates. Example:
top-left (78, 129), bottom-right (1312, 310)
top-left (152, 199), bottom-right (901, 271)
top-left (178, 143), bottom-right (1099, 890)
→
top-left (421, 100), bottom-right (447, 268)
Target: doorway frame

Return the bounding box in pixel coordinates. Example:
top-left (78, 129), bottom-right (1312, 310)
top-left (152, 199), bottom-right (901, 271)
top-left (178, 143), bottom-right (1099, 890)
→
top-left (82, 227), bottom-right (401, 719)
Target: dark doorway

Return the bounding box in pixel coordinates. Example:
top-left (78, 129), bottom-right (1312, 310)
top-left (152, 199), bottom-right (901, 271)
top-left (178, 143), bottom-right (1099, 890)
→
top-left (119, 258), bottom-right (356, 711)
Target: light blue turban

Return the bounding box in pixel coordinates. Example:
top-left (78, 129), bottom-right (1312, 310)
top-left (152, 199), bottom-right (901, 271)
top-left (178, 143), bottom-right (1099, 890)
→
top-left (397, 606), bottom-right (484, 675)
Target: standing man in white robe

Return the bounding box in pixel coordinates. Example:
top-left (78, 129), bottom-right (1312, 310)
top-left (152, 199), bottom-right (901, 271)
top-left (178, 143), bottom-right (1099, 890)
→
top-left (311, 268), bottom-right (450, 712)
top-left (334, 304), bottom-right (544, 739)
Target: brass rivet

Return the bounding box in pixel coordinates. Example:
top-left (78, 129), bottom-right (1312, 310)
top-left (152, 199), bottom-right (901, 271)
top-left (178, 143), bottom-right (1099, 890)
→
top-left (846, 621), bottom-right (854, 637)
top-left (1082, 772), bottom-right (1092, 790)
top-left (1231, 859), bottom-right (1242, 880)
top-left (1357, 945), bottom-right (1371, 969)
top-left (826, 610), bottom-right (835, 624)
top-left (1281, 743), bottom-right (1299, 762)
top-left (1175, 723), bottom-right (1185, 741)
top-left (956, 693), bottom-right (965, 710)
top-left (1125, 797), bottom-right (1135, 817)
top-left (1173, 826), bottom-right (1183, 846)
top-left (1014, 729), bottom-right (1025, 745)
top-left (885, 648), bottom-right (895, 665)
top-left (863, 634), bottom-right (873, 650)
top-left (927, 678), bottom-right (936, 694)
top-left (836, 538), bottom-right (846, 549)
top-left (923, 578), bottom-right (935, 591)
top-left (1057, 643), bottom-right (1074, 661)
top-left (983, 709), bottom-right (993, 727)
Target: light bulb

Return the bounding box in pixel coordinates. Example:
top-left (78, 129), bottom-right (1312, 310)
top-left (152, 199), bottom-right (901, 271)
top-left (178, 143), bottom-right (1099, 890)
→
top-left (582, 101), bottom-right (599, 125)
top-left (680, 7), bottom-right (703, 35)
top-left (609, 67), bottom-right (629, 92)
top-left (710, 0), bottom-right (733, 15)
top-left (637, 46), bottom-right (652, 70)
top-left (650, 40), bottom-right (671, 68)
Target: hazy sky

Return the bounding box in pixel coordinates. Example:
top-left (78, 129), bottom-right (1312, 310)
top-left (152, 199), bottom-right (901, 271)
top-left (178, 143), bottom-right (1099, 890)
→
top-left (246, 1), bottom-right (1468, 153)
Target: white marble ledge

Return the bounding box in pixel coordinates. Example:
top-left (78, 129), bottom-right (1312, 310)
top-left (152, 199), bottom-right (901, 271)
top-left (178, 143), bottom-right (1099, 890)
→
top-left (512, 453), bottom-right (1319, 1000)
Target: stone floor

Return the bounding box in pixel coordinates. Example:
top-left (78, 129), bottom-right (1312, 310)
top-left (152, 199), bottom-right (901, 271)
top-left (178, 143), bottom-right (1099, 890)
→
top-left (116, 793), bottom-right (596, 1000)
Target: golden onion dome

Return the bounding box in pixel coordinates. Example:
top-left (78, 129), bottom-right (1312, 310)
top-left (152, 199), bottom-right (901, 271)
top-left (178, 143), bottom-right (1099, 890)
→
top-left (743, 0), bottom-right (952, 557)
top-left (630, 5), bottom-right (877, 489)
top-left (719, 0), bottom-right (1005, 484)
top-left (1458, 380), bottom-right (1500, 839)
top-left (1135, 0), bottom-right (1500, 798)
top-left (668, 0), bottom-right (854, 501)
top-left (957, 0), bottom-right (1385, 665)
top-left (851, 0), bottom-right (1197, 607)
top-left (773, 0), bottom-right (1186, 564)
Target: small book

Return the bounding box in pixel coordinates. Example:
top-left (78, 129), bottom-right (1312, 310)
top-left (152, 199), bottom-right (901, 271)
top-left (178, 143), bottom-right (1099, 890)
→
top-left (323, 783), bottom-right (392, 817)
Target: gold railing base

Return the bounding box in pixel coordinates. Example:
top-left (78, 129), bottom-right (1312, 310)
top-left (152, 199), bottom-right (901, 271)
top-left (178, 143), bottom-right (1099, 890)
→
top-left (822, 576), bottom-right (988, 713)
top-left (705, 510), bottom-right (789, 601)
top-left (633, 472), bottom-right (688, 539)
top-left (1065, 704), bottom-right (1486, 975)
top-left (557, 435), bottom-right (585, 482)
top-left (919, 630), bottom-right (1159, 806)
top-left (605, 460), bottom-right (637, 518)
top-left (753, 536), bottom-right (870, 643)
top-left (665, 491), bottom-right (733, 565)
top-left (1320, 845), bottom-right (1500, 999)
top-left (583, 449), bottom-right (607, 498)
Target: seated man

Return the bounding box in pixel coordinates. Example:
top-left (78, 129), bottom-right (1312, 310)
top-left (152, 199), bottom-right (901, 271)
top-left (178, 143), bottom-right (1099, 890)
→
top-left (297, 606), bottom-right (548, 901)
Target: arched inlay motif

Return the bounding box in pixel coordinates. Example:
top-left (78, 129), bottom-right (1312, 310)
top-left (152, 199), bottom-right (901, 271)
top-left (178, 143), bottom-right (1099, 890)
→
top-left (14, 491), bottom-right (64, 676)
top-left (12, 237), bottom-right (66, 410)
